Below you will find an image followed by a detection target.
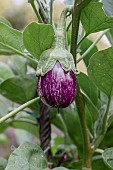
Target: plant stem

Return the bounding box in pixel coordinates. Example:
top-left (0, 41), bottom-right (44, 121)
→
top-left (50, 0), bottom-right (53, 25)
top-left (0, 42), bottom-right (38, 64)
top-left (70, 6), bottom-right (80, 66)
top-left (0, 97), bottom-right (40, 124)
top-left (77, 29), bottom-right (109, 63)
top-left (29, 1), bottom-right (43, 23)
top-left (76, 87), bottom-right (92, 169)
top-left (36, 0), bottom-right (48, 22)
top-left (70, 0), bottom-right (92, 169)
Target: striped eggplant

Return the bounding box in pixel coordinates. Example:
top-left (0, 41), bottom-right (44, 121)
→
top-left (38, 60), bottom-right (76, 108)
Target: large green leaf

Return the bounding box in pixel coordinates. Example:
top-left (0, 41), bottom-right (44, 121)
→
top-left (88, 47), bottom-right (113, 98)
top-left (0, 22), bottom-right (24, 55)
top-left (0, 62), bottom-right (14, 82)
top-left (81, 2), bottom-right (113, 35)
top-left (0, 74), bottom-right (37, 104)
top-left (23, 22), bottom-right (54, 58)
top-left (102, 148), bottom-right (113, 170)
top-left (5, 142), bottom-right (48, 170)
top-left (80, 38), bottom-right (98, 67)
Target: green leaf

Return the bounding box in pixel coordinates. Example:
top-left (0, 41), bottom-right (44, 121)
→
top-left (0, 17), bottom-right (12, 27)
top-left (0, 62), bottom-right (14, 82)
top-left (0, 22), bottom-right (24, 55)
top-left (11, 113), bottom-right (39, 136)
top-left (92, 158), bottom-right (109, 170)
top-left (0, 157), bottom-right (7, 169)
top-left (0, 74), bottom-right (37, 104)
top-left (102, 148), bottom-right (113, 170)
top-left (78, 72), bottom-right (98, 105)
top-left (0, 122), bottom-right (9, 133)
top-left (5, 142), bottom-right (48, 170)
top-left (80, 38), bottom-right (98, 67)
top-left (88, 47), bottom-right (113, 98)
top-left (23, 22), bottom-right (54, 58)
top-left (81, 2), bottom-right (113, 35)
top-left (10, 55), bottom-right (27, 75)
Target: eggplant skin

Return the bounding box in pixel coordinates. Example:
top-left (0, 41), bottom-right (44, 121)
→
top-left (37, 61), bottom-right (76, 108)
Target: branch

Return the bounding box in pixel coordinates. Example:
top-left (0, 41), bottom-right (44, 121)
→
top-left (0, 97), bottom-right (40, 124)
top-left (50, 0), bottom-right (53, 25)
top-left (0, 42), bottom-right (38, 64)
top-left (36, 0), bottom-right (48, 23)
top-left (29, 0), bottom-right (43, 23)
top-left (77, 29), bottom-right (109, 63)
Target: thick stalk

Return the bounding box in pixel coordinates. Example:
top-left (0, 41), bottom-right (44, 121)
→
top-left (76, 87), bottom-right (92, 170)
top-left (70, 0), bottom-right (92, 169)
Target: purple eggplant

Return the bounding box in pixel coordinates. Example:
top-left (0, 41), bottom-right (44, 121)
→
top-left (37, 61), bottom-right (76, 108)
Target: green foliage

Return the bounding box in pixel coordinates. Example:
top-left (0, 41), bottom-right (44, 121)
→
top-left (10, 55), bottom-right (27, 75)
top-left (5, 142), bottom-right (48, 170)
top-left (81, 2), bottom-right (113, 35)
top-left (0, 1), bottom-right (113, 170)
top-left (0, 17), bottom-right (12, 27)
top-left (0, 62), bottom-right (14, 82)
top-left (88, 47), bottom-right (113, 98)
top-left (102, 148), bottom-right (113, 169)
top-left (92, 158), bottom-right (109, 170)
top-left (23, 22), bottom-right (55, 58)
top-left (0, 74), bottom-right (37, 104)
top-left (78, 72), bottom-right (98, 105)
top-left (0, 22), bottom-right (24, 55)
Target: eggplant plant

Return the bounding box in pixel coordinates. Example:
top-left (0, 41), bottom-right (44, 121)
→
top-left (1, 0), bottom-right (113, 170)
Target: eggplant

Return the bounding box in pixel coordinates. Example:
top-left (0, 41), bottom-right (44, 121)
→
top-left (37, 61), bottom-right (76, 108)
